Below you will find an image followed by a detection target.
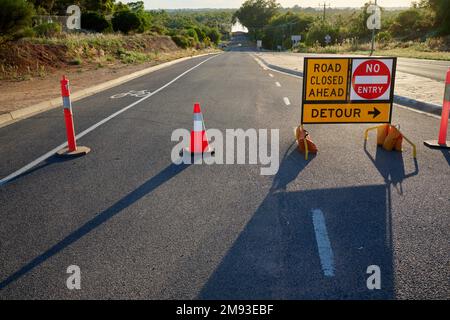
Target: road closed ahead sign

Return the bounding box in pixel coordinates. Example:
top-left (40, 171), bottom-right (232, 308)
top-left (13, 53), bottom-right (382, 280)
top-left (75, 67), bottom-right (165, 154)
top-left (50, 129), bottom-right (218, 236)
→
top-left (302, 57), bottom-right (396, 124)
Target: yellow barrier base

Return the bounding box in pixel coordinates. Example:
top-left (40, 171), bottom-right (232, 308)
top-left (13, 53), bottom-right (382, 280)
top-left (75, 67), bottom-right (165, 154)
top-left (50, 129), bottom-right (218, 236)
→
top-left (364, 125), bottom-right (417, 158)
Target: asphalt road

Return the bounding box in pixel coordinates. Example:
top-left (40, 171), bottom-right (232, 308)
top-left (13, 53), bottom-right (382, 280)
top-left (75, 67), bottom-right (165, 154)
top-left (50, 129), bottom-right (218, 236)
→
top-left (0, 48), bottom-right (449, 299)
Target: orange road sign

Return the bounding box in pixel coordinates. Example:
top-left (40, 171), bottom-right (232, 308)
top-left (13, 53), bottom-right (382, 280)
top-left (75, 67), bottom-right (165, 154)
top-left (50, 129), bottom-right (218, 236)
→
top-left (301, 57), bottom-right (397, 124)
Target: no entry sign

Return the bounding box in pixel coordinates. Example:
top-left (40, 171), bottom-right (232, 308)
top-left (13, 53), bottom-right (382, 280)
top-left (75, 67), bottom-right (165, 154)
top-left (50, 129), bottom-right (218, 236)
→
top-left (351, 59), bottom-right (393, 100)
top-left (301, 57), bottom-right (396, 124)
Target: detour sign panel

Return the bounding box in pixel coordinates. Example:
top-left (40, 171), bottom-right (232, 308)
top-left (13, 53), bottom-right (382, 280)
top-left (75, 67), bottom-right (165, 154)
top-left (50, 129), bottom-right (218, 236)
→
top-left (302, 57), bottom-right (396, 124)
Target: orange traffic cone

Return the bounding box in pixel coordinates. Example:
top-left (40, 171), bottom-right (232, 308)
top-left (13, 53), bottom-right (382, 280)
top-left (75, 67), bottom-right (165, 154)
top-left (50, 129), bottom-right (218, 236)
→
top-left (184, 103), bottom-right (214, 155)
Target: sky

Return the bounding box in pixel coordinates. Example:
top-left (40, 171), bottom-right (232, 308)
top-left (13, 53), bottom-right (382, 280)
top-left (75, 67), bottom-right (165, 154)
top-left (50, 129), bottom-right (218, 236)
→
top-left (122, 0), bottom-right (415, 9)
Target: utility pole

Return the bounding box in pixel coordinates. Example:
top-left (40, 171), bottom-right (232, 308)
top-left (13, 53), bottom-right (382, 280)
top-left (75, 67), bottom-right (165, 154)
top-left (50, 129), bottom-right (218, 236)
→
top-left (319, 3), bottom-right (329, 22)
top-left (370, 0), bottom-right (378, 56)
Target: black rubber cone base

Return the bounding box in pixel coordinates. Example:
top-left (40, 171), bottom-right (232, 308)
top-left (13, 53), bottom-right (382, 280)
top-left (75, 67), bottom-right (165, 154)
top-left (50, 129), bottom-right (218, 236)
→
top-left (56, 146), bottom-right (91, 157)
top-left (424, 140), bottom-right (450, 149)
top-left (181, 147), bottom-right (215, 157)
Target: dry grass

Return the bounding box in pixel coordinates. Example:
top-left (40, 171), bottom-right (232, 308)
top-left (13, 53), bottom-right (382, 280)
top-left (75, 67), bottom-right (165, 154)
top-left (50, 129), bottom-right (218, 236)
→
top-left (295, 37), bottom-right (450, 61)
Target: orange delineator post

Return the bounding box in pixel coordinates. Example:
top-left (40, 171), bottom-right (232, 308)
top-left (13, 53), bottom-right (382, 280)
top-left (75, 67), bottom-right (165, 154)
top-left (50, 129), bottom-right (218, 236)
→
top-left (438, 68), bottom-right (450, 144)
top-left (61, 75), bottom-right (77, 152)
top-left (56, 76), bottom-right (90, 157)
top-left (424, 67), bottom-right (450, 149)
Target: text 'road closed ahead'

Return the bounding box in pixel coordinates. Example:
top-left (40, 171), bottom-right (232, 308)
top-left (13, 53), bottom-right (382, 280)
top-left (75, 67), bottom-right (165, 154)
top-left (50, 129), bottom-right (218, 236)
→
top-left (301, 57), bottom-right (396, 124)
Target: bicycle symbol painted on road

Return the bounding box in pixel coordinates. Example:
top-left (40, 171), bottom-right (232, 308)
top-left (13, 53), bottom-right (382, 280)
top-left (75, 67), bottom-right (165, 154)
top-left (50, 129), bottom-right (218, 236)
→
top-left (110, 90), bottom-right (151, 99)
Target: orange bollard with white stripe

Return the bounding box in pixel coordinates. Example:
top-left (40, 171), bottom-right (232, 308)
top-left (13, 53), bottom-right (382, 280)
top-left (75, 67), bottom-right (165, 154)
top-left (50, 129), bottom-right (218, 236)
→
top-left (56, 75), bottom-right (91, 157)
top-left (424, 67), bottom-right (450, 149)
top-left (183, 103), bottom-right (214, 155)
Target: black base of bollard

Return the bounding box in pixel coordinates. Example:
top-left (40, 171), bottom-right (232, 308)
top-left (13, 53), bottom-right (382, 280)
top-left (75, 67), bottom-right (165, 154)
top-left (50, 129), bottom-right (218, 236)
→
top-left (56, 146), bottom-right (91, 157)
top-left (424, 140), bottom-right (450, 149)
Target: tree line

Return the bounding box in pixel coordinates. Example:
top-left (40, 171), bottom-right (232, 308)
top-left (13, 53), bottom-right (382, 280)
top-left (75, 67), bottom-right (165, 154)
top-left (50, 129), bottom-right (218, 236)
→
top-left (233, 0), bottom-right (450, 49)
top-left (0, 0), bottom-right (227, 49)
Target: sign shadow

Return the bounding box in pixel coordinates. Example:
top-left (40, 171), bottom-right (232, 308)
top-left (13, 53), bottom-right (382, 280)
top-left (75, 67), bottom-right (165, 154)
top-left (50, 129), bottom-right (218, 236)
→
top-left (0, 163), bottom-right (190, 291)
top-left (198, 147), bottom-right (394, 299)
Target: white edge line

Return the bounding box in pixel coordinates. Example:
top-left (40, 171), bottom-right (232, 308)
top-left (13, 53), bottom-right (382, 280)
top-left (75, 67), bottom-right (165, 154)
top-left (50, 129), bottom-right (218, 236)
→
top-left (0, 54), bottom-right (221, 186)
top-left (312, 209), bottom-right (335, 277)
top-left (251, 54), bottom-right (302, 79)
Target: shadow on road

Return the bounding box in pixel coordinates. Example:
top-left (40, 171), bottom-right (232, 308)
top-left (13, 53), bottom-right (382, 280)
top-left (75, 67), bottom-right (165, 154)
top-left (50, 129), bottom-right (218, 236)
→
top-left (3, 155), bottom-right (74, 185)
top-left (364, 141), bottom-right (419, 195)
top-left (198, 144), bottom-right (402, 299)
top-left (440, 149), bottom-right (450, 167)
top-left (0, 162), bottom-right (190, 291)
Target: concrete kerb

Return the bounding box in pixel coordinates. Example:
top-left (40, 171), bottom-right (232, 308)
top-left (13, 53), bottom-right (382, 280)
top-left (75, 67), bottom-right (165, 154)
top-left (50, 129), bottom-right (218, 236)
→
top-left (253, 53), bottom-right (443, 117)
top-left (0, 52), bottom-right (219, 128)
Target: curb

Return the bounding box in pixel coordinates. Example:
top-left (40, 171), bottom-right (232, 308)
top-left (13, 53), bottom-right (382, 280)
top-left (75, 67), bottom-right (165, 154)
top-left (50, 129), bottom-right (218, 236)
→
top-left (0, 52), bottom-right (219, 128)
top-left (254, 54), bottom-right (443, 117)
top-left (393, 95), bottom-right (442, 116)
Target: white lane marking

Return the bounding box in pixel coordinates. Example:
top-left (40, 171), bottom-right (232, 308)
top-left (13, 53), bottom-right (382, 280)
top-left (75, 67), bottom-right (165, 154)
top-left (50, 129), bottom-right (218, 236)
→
top-left (253, 57), bottom-right (268, 71)
top-left (283, 97), bottom-right (291, 106)
top-left (275, 82), bottom-right (281, 87)
top-left (312, 209), bottom-right (335, 277)
top-left (0, 54), bottom-right (221, 186)
top-left (269, 73), bottom-right (274, 78)
top-left (251, 54), bottom-right (302, 79)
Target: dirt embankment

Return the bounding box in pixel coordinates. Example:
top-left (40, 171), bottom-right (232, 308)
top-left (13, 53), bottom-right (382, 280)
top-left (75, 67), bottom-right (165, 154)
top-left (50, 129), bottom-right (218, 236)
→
top-left (0, 34), bottom-right (181, 80)
top-left (0, 34), bottom-right (218, 114)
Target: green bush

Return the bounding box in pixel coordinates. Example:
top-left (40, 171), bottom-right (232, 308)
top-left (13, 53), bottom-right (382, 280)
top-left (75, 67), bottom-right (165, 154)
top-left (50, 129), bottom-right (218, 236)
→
top-left (112, 11), bottom-right (141, 34)
top-left (389, 8), bottom-right (434, 39)
top-left (185, 28), bottom-right (199, 43)
top-left (34, 22), bottom-right (62, 37)
top-left (206, 28), bottom-right (221, 45)
top-left (137, 11), bottom-right (152, 33)
top-left (81, 12), bottom-right (111, 33)
top-left (0, 0), bottom-right (34, 39)
top-left (376, 31), bottom-right (392, 43)
top-left (13, 26), bottom-right (36, 39)
top-left (171, 35), bottom-right (190, 48)
top-left (305, 21), bottom-right (339, 46)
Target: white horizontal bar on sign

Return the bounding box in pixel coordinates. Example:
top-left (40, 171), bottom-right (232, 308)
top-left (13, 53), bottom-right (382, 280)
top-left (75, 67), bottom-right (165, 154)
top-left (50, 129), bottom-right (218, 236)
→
top-left (354, 75), bottom-right (388, 85)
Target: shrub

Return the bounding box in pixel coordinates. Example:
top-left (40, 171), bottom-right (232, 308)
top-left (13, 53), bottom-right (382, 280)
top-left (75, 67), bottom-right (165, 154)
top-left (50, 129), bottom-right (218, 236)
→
top-left (206, 28), bottom-right (221, 45)
top-left (171, 35), bottom-right (190, 48)
top-left (0, 0), bottom-right (34, 39)
top-left (305, 21), bottom-right (339, 46)
top-left (185, 28), bottom-right (199, 43)
top-left (376, 31), bottom-right (392, 43)
top-left (13, 27), bottom-right (35, 39)
top-left (81, 12), bottom-right (111, 33)
top-left (112, 11), bottom-right (141, 34)
top-left (34, 22), bottom-right (62, 37)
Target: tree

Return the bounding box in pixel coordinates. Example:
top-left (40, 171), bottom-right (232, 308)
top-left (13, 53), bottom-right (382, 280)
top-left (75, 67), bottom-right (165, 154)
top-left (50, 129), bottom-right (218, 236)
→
top-left (263, 12), bottom-right (313, 49)
top-left (81, 11), bottom-right (111, 32)
top-left (305, 20), bottom-right (339, 46)
top-left (233, 0), bottom-right (280, 40)
top-left (420, 0), bottom-right (450, 35)
top-left (0, 0), bottom-right (34, 39)
top-left (112, 10), bottom-right (141, 34)
top-left (127, 1), bottom-right (144, 12)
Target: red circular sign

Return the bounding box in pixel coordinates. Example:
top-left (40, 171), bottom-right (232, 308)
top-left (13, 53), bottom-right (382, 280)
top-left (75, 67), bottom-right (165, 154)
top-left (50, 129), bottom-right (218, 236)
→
top-left (352, 60), bottom-right (391, 100)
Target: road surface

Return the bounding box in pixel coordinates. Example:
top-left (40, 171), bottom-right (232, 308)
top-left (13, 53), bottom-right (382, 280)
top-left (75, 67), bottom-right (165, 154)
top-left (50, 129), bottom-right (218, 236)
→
top-left (0, 47), bottom-right (449, 299)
